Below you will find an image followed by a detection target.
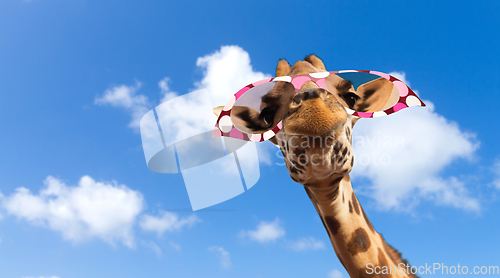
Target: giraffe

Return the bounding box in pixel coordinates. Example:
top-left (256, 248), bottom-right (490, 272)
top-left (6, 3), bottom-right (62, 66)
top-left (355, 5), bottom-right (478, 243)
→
top-left (215, 55), bottom-right (417, 278)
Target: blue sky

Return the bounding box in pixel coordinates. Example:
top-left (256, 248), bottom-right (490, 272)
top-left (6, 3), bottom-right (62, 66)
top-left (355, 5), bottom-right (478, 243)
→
top-left (1, 1), bottom-right (500, 278)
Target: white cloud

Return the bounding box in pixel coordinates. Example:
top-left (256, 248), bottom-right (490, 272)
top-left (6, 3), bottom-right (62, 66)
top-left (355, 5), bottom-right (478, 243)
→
top-left (239, 218), bottom-right (285, 244)
top-left (95, 81), bottom-right (150, 130)
top-left (154, 45), bottom-right (271, 146)
top-left (208, 245), bottom-right (232, 269)
top-left (351, 72), bottom-right (480, 212)
top-left (195, 45), bottom-right (272, 106)
top-left (139, 211), bottom-right (200, 236)
top-left (158, 77), bottom-right (178, 103)
top-left (154, 88), bottom-right (215, 146)
top-left (98, 45), bottom-right (270, 137)
top-left (2, 176), bottom-right (143, 248)
top-left (287, 237), bottom-right (326, 252)
top-left (328, 269), bottom-right (345, 278)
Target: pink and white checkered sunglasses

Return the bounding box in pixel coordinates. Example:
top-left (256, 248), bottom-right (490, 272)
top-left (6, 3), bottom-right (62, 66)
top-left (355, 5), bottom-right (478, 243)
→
top-left (213, 70), bottom-right (425, 142)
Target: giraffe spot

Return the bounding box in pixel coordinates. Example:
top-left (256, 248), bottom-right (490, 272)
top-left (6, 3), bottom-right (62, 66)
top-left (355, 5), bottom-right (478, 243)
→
top-left (299, 156), bottom-right (307, 165)
top-left (289, 165), bottom-right (301, 174)
top-left (352, 192), bottom-right (360, 215)
top-left (335, 149), bottom-right (348, 166)
top-left (326, 136), bottom-right (334, 147)
top-left (293, 147), bottom-right (304, 157)
top-left (342, 192), bottom-right (345, 203)
top-left (349, 201), bottom-right (353, 213)
top-left (347, 228), bottom-right (371, 256)
top-left (334, 142), bottom-right (342, 154)
top-left (335, 155), bottom-right (345, 166)
top-left (342, 147), bottom-right (348, 157)
top-left (331, 154), bottom-right (338, 164)
top-left (291, 176), bottom-right (299, 183)
top-left (337, 148), bottom-right (349, 165)
top-left (324, 215), bottom-right (341, 235)
top-left (291, 159), bottom-right (305, 170)
top-left (351, 156), bottom-right (354, 167)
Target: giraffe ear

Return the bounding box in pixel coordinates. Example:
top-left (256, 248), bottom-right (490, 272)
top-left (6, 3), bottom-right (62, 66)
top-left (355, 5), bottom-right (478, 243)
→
top-left (229, 81), bottom-right (294, 134)
top-left (213, 106), bottom-right (224, 117)
top-left (219, 105), bottom-right (279, 144)
top-left (230, 106), bottom-right (278, 134)
top-left (353, 77), bottom-right (397, 113)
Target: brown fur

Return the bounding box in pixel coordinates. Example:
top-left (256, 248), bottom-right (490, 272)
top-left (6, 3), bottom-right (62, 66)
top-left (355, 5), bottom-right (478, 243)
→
top-left (283, 97), bottom-right (347, 136)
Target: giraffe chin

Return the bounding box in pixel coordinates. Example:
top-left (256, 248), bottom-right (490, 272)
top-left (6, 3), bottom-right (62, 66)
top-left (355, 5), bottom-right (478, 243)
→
top-left (277, 129), bottom-right (354, 184)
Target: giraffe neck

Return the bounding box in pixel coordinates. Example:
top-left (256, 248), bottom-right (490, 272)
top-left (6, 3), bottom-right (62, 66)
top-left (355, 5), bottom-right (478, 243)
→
top-left (304, 174), bottom-right (414, 278)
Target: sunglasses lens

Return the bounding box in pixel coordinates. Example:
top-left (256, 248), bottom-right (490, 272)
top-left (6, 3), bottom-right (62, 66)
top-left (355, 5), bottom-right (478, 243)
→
top-left (230, 81), bottom-right (294, 134)
top-left (327, 72), bottom-right (400, 113)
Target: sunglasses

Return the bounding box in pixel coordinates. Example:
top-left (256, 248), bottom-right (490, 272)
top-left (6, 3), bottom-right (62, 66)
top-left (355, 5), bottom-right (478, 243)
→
top-left (213, 70), bottom-right (426, 142)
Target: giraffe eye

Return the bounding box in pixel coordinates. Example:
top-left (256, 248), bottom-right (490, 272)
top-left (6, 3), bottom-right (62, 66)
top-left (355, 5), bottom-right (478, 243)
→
top-left (260, 107), bottom-right (276, 128)
top-left (292, 96), bottom-right (302, 106)
top-left (341, 92), bottom-right (360, 109)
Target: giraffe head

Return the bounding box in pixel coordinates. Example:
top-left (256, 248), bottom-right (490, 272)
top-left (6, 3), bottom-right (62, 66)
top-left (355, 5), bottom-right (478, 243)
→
top-left (223, 55), bottom-right (399, 184)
